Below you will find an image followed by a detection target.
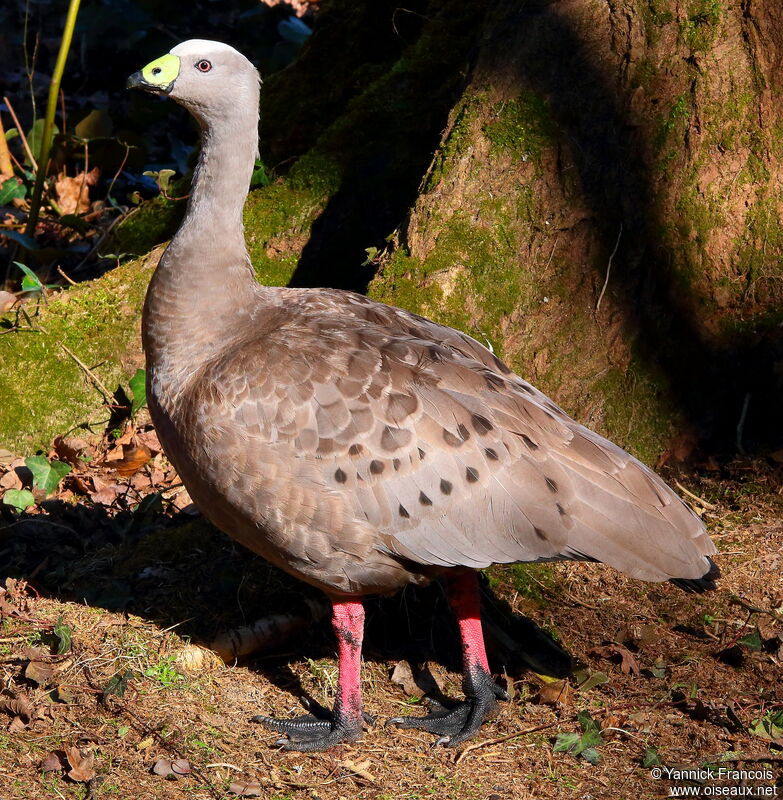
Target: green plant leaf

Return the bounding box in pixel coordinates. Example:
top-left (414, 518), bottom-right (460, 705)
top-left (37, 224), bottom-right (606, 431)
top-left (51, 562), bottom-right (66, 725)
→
top-left (2, 488), bottom-right (35, 512)
top-left (577, 710), bottom-right (602, 737)
top-left (581, 747), bottom-right (601, 765)
top-left (0, 177), bottom-right (27, 205)
top-left (643, 748), bottom-right (662, 768)
top-left (53, 616), bottom-right (72, 654)
top-left (129, 368), bottom-right (147, 416)
top-left (576, 670), bottom-right (609, 691)
top-left (738, 629), bottom-right (762, 651)
top-left (5, 127), bottom-right (19, 141)
top-left (250, 160), bottom-right (271, 188)
top-left (553, 732), bottom-right (582, 754)
top-left (142, 168), bottom-right (176, 194)
top-left (14, 261), bottom-right (44, 293)
top-left (102, 670), bottom-right (133, 701)
top-left (74, 109), bottom-right (114, 140)
top-left (26, 120), bottom-right (59, 167)
top-left (25, 455), bottom-right (71, 496)
top-left (749, 710), bottom-right (783, 740)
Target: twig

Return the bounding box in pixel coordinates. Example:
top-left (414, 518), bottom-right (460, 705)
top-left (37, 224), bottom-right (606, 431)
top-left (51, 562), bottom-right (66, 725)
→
top-left (454, 721), bottom-right (559, 763)
top-left (57, 266), bottom-right (77, 285)
top-left (105, 143), bottom-right (130, 202)
top-left (675, 481), bottom-right (718, 511)
top-left (71, 206), bottom-right (135, 274)
top-left (595, 223), bottom-right (623, 312)
top-left (2, 96), bottom-right (37, 171)
top-left (60, 343), bottom-right (115, 405)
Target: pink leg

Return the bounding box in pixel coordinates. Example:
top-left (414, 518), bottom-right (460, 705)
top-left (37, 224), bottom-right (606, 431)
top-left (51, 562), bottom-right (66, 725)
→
top-left (388, 570), bottom-right (507, 747)
top-left (332, 600), bottom-right (365, 721)
top-left (445, 571), bottom-right (490, 674)
top-left (253, 598), bottom-right (366, 751)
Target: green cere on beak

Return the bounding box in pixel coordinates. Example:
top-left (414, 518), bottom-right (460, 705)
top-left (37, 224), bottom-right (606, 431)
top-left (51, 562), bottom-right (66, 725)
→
top-left (126, 53), bottom-right (180, 94)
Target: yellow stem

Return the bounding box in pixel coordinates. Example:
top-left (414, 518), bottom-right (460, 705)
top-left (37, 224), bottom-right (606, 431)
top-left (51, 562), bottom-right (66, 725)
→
top-left (23, 0), bottom-right (81, 237)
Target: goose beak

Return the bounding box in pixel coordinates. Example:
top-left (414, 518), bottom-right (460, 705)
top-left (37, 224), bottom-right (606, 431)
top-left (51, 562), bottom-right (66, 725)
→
top-left (126, 53), bottom-right (180, 95)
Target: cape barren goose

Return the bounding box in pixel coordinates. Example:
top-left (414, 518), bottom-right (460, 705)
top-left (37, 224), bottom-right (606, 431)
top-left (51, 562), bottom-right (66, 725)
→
top-left (127, 41), bottom-right (719, 751)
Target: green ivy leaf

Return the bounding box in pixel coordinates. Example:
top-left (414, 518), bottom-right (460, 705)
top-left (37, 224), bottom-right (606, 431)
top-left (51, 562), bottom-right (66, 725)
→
top-left (738, 629), bottom-right (762, 651)
top-left (643, 748), bottom-right (662, 768)
top-left (102, 670), bottom-right (133, 701)
top-left (25, 455), bottom-right (71, 496)
top-left (576, 670), bottom-right (609, 691)
top-left (129, 368), bottom-right (147, 416)
top-left (2, 488), bottom-right (35, 512)
top-left (553, 732), bottom-right (582, 754)
top-left (53, 616), bottom-right (72, 655)
top-left (581, 747), bottom-right (601, 765)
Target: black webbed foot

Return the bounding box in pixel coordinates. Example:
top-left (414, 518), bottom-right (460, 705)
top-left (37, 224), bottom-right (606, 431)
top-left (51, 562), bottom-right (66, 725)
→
top-left (387, 669), bottom-right (508, 747)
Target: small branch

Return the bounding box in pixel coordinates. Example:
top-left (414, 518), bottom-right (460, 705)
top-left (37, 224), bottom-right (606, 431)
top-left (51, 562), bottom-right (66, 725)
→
top-left (596, 223), bottom-right (623, 312)
top-left (57, 266), bottom-right (77, 285)
top-left (60, 343), bottom-right (115, 405)
top-left (2, 96), bottom-right (37, 171)
top-left (675, 481), bottom-right (718, 511)
top-left (454, 721), bottom-right (559, 763)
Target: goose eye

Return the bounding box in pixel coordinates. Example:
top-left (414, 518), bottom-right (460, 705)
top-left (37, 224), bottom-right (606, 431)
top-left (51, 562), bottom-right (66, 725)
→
top-left (196, 59), bottom-right (212, 73)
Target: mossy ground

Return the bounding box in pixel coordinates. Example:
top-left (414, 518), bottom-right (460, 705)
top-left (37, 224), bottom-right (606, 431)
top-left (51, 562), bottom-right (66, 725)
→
top-left (0, 177), bottom-right (326, 455)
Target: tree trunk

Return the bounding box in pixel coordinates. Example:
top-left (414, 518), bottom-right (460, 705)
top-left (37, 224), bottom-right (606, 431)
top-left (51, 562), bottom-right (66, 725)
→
top-left (262, 0), bottom-right (783, 461)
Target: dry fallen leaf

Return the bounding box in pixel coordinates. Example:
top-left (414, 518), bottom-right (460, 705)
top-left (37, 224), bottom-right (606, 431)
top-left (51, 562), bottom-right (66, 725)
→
top-left (111, 443), bottom-right (152, 477)
top-left (390, 660), bottom-right (442, 698)
top-left (340, 759), bottom-right (376, 783)
top-left (229, 781), bottom-right (264, 797)
top-left (589, 644), bottom-right (641, 676)
top-left (0, 468), bottom-right (22, 490)
top-left (40, 751), bottom-right (64, 773)
top-left (0, 290), bottom-right (17, 312)
top-left (24, 659), bottom-right (57, 686)
top-left (66, 746), bottom-right (96, 782)
top-left (535, 678), bottom-right (573, 706)
top-left (135, 428), bottom-right (162, 454)
top-left (174, 644), bottom-right (224, 674)
top-left (152, 757), bottom-right (192, 779)
top-left (53, 435), bottom-right (91, 467)
top-left (53, 167), bottom-right (99, 215)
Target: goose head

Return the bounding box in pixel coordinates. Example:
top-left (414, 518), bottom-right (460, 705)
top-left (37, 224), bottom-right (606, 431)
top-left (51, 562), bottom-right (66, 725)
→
top-left (127, 39), bottom-right (260, 124)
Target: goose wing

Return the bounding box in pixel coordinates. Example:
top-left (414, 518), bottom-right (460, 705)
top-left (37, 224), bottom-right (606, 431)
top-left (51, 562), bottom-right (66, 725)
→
top-left (200, 291), bottom-right (716, 584)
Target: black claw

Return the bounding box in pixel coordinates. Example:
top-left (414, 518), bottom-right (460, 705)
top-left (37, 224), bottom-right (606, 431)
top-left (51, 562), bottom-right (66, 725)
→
top-left (388, 668), bottom-right (507, 745)
top-left (252, 709), bottom-right (361, 752)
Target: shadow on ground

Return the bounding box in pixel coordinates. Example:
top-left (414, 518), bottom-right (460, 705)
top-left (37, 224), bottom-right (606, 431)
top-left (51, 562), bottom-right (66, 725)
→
top-left (0, 503), bottom-right (572, 703)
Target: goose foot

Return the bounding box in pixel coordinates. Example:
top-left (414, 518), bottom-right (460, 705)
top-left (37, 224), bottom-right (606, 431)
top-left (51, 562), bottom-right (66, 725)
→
top-left (387, 668), bottom-right (508, 747)
top-left (252, 708), bottom-right (363, 751)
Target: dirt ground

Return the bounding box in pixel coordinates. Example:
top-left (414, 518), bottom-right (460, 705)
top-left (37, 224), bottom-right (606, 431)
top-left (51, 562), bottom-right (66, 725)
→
top-left (0, 448), bottom-right (781, 800)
